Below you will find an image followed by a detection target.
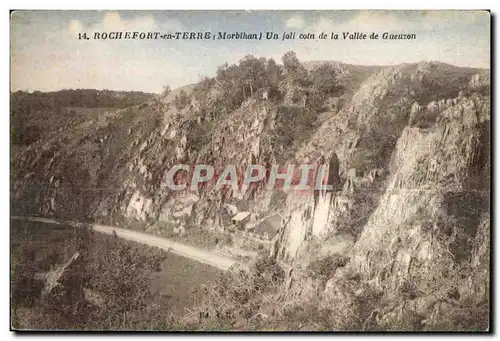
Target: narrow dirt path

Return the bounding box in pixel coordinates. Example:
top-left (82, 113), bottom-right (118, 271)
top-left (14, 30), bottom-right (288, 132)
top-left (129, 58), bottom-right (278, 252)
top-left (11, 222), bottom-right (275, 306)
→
top-left (11, 216), bottom-right (248, 271)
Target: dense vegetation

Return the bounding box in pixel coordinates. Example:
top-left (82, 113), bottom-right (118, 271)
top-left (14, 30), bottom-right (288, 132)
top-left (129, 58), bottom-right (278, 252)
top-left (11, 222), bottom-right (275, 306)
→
top-left (11, 221), bottom-right (171, 330)
top-left (193, 51), bottom-right (343, 116)
top-left (180, 254), bottom-right (488, 331)
top-left (11, 89), bottom-right (154, 146)
top-left (184, 51), bottom-right (345, 160)
top-left (11, 89), bottom-right (154, 113)
top-left (11, 218), bottom-right (488, 331)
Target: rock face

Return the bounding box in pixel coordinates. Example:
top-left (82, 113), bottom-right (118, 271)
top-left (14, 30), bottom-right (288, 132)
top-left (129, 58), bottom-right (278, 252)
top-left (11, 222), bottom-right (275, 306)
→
top-left (351, 93), bottom-right (489, 278)
top-left (264, 66), bottom-right (491, 332)
top-left (275, 62), bottom-right (484, 250)
top-left (345, 94), bottom-right (489, 321)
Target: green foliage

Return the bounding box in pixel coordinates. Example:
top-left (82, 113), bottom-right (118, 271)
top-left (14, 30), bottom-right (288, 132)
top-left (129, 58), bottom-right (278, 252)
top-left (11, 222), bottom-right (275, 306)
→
top-left (281, 51), bottom-right (310, 87)
top-left (186, 118), bottom-right (213, 154)
top-left (82, 231), bottom-right (166, 327)
top-left (271, 104), bottom-right (321, 162)
top-left (189, 54), bottom-right (344, 158)
top-left (11, 123), bottom-right (41, 145)
top-left (213, 55), bottom-right (270, 112)
top-left (11, 223), bottom-right (168, 330)
top-left (10, 89), bottom-right (154, 146)
top-left (11, 244), bottom-right (46, 308)
top-left (181, 256), bottom-right (285, 330)
top-left (310, 63), bottom-right (343, 97)
top-left (282, 51), bottom-right (301, 73)
top-left (252, 256), bottom-right (285, 292)
top-left (307, 254), bottom-right (349, 283)
top-left (192, 76), bottom-right (215, 102)
top-left (190, 54), bottom-right (306, 133)
top-left (11, 89), bottom-right (154, 113)
top-left (351, 126), bottom-right (399, 172)
top-left (265, 58), bottom-right (283, 100)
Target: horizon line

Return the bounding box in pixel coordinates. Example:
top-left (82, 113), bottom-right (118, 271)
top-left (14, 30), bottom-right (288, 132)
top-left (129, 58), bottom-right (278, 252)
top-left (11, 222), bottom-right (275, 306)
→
top-left (10, 58), bottom-right (489, 94)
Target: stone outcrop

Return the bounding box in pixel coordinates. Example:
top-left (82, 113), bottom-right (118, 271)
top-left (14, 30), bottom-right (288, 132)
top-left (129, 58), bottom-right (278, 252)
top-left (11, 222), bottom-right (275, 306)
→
top-left (349, 93), bottom-right (489, 317)
top-left (469, 72), bottom-right (490, 89)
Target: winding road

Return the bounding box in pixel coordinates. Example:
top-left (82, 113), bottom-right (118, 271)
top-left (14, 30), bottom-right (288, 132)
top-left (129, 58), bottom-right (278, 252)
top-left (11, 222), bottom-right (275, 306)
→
top-left (11, 216), bottom-right (248, 272)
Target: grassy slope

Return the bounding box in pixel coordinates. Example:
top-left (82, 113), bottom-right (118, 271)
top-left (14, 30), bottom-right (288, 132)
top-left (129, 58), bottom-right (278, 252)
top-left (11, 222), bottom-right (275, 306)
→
top-left (10, 219), bottom-right (221, 330)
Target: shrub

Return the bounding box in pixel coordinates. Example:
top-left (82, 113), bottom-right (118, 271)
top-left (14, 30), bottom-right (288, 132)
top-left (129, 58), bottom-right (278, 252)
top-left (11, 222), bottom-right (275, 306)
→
top-left (180, 256), bottom-right (285, 330)
top-left (11, 223), bottom-right (169, 330)
top-left (306, 254), bottom-right (349, 284)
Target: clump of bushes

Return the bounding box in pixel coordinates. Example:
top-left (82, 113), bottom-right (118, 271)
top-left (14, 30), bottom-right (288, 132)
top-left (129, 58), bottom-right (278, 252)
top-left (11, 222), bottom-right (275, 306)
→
top-left (191, 51), bottom-right (343, 125)
top-left (11, 223), bottom-right (169, 330)
top-left (181, 256), bottom-right (285, 330)
top-left (306, 254), bottom-right (349, 284)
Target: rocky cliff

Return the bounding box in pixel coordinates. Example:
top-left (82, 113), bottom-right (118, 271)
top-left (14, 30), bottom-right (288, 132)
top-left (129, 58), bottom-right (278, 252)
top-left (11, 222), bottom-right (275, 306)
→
top-left (269, 64), bottom-right (490, 330)
top-left (11, 59), bottom-right (490, 329)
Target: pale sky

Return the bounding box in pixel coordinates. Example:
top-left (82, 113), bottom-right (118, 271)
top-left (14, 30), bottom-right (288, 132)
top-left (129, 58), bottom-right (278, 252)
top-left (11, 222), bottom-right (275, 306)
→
top-left (10, 10), bottom-right (490, 93)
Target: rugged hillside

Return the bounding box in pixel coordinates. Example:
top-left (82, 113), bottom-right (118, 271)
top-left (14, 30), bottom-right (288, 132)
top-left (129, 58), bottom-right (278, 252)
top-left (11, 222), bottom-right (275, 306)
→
top-left (11, 89), bottom-right (155, 147)
top-left (12, 54), bottom-right (361, 231)
top-left (268, 63), bottom-right (490, 330)
top-left (11, 55), bottom-right (490, 330)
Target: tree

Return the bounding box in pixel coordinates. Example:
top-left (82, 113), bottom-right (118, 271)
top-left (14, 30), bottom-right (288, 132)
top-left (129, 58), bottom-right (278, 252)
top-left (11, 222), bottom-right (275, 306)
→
top-left (282, 51), bottom-right (301, 72)
top-left (265, 58), bottom-right (283, 99)
top-left (238, 55), bottom-right (267, 98)
top-left (281, 51), bottom-right (310, 88)
top-left (310, 63), bottom-right (343, 97)
top-left (162, 85), bottom-right (171, 96)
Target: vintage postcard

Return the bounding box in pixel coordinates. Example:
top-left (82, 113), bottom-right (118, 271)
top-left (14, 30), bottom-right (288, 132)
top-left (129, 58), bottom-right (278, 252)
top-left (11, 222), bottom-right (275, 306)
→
top-left (10, 10), bottom-right (491, 332)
